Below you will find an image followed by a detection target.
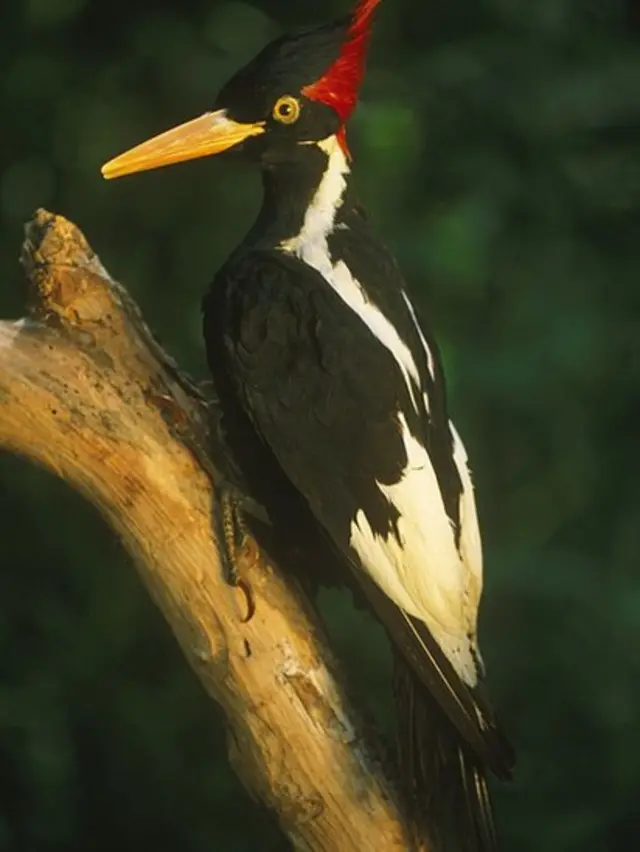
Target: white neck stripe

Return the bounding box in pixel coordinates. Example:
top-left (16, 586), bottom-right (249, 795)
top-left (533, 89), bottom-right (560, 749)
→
top-left (279, 136), bottom-right (422, 412)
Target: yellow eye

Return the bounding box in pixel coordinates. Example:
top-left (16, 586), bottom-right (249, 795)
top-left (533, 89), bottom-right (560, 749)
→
top-left (272, 95), bottom-right (301, 125)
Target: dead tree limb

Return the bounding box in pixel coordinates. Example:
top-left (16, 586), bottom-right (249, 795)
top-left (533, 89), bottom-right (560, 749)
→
top-left (0, 210), bottom-right (414, 851)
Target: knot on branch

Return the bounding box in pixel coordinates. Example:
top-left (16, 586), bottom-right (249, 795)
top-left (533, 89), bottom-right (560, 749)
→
top-left (21, 208), bottom-right (117, 329)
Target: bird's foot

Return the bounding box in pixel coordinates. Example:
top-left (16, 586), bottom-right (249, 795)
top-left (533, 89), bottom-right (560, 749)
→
top-left (216, 487), bottom-right (256, 622)
top-left (219, 488), bottom-right (250, 584)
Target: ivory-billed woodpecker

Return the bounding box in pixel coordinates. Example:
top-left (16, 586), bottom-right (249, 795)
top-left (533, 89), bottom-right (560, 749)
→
top-left (102, 1), bottom-right (515, 848)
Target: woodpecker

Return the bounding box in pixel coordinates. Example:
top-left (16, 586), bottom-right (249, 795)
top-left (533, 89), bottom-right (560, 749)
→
top-left (102, 1), bottom-right (515, 848)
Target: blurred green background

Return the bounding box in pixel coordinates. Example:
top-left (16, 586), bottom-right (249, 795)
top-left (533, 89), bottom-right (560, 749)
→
top-left (1, 0), bottom-right (639, 850)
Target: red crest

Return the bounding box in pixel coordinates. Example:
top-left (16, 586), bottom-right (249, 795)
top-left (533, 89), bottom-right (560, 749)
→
top-left (302, 0), bottom-right (381, 123)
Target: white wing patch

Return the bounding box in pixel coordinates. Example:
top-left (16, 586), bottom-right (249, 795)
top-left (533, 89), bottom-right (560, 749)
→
top-left (450, 422), bottom-right (484, 625)
top-left (350, 412), bottom-right (480, 686)
top-left (279, 136), bottom-right (422, 413)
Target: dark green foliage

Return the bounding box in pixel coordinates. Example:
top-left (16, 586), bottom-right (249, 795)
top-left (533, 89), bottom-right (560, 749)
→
top-left (1, 1), bottom-right (638, 849)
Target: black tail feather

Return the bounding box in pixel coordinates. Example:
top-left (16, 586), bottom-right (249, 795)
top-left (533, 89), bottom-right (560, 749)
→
top-left (352, 570), bottom-right (514, 781)
top-left (395, 657), bottom-right (501, 852)
top-left (458, 749), bottom-right (498, 852)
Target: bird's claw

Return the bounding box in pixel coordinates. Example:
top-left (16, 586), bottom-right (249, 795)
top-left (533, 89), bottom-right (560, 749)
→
top-left (217, 488), bottom-right (255, 621)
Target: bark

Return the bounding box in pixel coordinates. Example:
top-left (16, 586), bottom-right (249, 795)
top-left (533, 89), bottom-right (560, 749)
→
top-left (0, 210), bottom-right (415, 851)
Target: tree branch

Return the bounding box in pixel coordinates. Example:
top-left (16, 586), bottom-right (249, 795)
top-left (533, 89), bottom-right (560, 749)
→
top-left (0, 210), bottom-right (413, 851)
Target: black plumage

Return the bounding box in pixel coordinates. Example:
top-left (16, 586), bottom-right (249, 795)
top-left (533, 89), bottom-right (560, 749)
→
top-left (102, 1), bottom-right (515, 848)
top-left (203, 178), bottom-right (514, 848)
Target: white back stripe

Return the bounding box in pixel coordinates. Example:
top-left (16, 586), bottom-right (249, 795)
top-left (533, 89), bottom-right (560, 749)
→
top-left (402, 290), bottom-right (436, 381)
top-left (279, 136), bottom-right (422, 412)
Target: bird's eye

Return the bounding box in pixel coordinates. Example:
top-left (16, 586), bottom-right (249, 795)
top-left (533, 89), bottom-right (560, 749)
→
top-left (272, 95), bottom-right (301, 125)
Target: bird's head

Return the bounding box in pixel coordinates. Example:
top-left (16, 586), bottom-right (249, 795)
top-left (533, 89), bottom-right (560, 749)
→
top-left (101, 0), bottom-right (380, 179)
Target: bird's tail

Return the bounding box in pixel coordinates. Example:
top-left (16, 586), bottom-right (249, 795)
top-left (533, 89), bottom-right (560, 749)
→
top-left (394, 656), bottom-right (499, 852)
